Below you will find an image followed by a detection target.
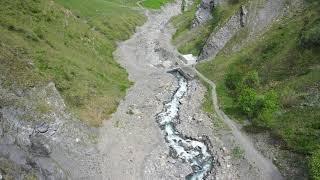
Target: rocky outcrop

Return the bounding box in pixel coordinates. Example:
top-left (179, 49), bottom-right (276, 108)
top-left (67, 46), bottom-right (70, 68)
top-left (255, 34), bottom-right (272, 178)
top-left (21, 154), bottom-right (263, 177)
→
top-left (199, 0), bottom-right (302, 60)
top-left (192, 0), bottom-right (215, 28)
top-left (199, 11), bottom-right (244, 60)
top-left (0, 82), bottom-right (102, 179)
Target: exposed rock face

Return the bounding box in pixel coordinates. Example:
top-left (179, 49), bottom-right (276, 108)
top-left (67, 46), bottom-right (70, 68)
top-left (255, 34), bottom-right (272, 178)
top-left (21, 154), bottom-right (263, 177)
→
top-left (199, 0), bottom-right (302, 60)
top-left (192, 0), bottom-right (215, 28)
top-left (199, 10), bottom-right (244, 60)
top-left (0, 82), bottom-right (102, 179)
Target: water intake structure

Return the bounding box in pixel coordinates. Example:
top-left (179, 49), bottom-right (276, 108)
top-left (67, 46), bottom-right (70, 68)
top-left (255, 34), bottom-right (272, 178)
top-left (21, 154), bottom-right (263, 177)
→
top-left (156, 71), bottom-right (214, 180)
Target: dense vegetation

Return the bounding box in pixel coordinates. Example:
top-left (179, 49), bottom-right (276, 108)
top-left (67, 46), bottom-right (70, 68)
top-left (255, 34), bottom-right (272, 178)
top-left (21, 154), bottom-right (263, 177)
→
top-left (171, 0), bottom-right (247, 56)
top-left (0, 0), bottom-right (146, 126)
top-left (197, 0), bottom-right (320, 178)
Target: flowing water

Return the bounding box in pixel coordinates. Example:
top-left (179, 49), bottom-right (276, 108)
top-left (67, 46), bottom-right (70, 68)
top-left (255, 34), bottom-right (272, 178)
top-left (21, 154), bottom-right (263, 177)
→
top-left (156, 71), bottom-right (214, 180)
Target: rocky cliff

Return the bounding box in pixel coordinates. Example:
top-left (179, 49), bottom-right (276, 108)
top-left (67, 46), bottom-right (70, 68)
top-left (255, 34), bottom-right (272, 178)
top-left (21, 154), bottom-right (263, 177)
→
top-left (199, 0), bottom-right (303, 60)
top-left (0, 82), bottom-right (101, 179)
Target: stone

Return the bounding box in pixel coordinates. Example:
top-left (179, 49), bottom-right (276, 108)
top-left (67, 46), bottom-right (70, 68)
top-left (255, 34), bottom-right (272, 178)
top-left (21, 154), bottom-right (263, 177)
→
top-left (30, 135), bottom-right (52, 156)
top-left (16, 132), bottom-right (31, 147)
top-left (36, 123), bottom-right (49, 133)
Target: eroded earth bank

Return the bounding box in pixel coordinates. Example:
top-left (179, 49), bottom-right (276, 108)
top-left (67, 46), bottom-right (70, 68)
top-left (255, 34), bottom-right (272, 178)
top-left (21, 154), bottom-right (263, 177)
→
top-left (99, 2), bottom-right (273, 179)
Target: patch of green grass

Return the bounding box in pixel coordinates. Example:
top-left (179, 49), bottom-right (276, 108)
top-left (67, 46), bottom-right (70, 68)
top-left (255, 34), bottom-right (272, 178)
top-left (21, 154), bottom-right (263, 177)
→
top-left (231, 146), bottom-right (245, 159)
top-left (36, 100), bottom-right (52, 114)
top-left (141, 0), bottom-right (175, 9)
top-left (0, 0), bottom-right (146, 126)
top-left (197, 1), bottom-right (320, 177)
top-left (310, 149), bottom-right (320, 180)
top-left (198, 78), bottom-right (226, 129)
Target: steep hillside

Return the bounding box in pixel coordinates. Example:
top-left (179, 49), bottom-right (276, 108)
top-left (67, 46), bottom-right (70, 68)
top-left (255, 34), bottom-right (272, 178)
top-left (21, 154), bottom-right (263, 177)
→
top-left (0, 0), bottom-right (148, 179)
top-left (192, 0), bottom-right (319, 179)
top-left (0, 0), bottom-right (146, 126)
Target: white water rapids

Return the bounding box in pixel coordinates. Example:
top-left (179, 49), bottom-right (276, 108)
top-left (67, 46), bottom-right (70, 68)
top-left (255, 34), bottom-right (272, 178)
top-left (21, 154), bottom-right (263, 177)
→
top-left (156, 71), bottom-right (214, 180)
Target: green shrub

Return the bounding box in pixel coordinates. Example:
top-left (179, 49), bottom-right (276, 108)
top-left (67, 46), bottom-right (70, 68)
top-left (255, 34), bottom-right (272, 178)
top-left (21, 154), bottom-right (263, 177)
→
top-left (310, 149), bottom-right (320, 180)
top-left (225, 70), bottom-right (242, 90)
top-left (238, 87), bottom-right (258, 117)
top-left (255, 91), bottom-right (279, 127)
top-left (243, 70), bottom-right (260, 88)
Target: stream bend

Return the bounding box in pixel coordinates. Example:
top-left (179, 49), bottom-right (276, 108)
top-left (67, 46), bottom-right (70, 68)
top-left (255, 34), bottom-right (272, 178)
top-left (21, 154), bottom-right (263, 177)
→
top-left (156, 71), bottom-right (214, 180)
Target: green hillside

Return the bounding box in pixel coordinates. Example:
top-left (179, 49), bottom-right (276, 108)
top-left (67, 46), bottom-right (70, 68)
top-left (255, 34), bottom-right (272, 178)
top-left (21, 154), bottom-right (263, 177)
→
top-left (0, 0), bottom-right (146, 126)
top-left (197, 0), bottom-right (320, 178)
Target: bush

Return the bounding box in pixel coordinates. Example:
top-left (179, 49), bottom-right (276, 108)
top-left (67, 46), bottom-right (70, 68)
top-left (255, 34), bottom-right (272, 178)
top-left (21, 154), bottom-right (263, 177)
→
top-left (261, 90), bottom-right (279, 112)
top-left (225, 70), bottom-right (242, 90)
top-left (254, 90), bottom-right (279, 126)
top-left (238, 87), bottom-right (258, 117)
top-left (310, 149), bottom-right (320, 180)
top-left (243, 70), bottom-right (260, 88)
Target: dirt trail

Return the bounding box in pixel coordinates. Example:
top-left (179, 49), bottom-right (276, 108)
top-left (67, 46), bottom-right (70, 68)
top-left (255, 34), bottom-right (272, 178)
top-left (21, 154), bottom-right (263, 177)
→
top-left (194, 69), bottom-right (283, 180)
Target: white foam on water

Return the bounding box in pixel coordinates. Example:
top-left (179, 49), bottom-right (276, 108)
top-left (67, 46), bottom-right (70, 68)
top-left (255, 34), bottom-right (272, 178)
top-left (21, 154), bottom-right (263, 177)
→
top-left (157, 72), bottom-right (213, 180)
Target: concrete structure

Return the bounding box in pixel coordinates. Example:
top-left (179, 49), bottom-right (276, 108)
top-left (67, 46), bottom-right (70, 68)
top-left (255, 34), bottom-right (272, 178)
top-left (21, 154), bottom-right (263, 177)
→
top-left (180, 54), bottom-right (197, 65)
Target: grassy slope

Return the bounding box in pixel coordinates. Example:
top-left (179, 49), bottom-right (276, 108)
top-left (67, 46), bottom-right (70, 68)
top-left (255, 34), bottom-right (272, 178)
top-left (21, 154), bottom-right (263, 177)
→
top-left (197, 0), bottom-right (320, 178)
top-left (0, 0), bottom-right (146, 126)
top-left (171, 0), bottom-right (247, 56)
top-left (142, 0), bottom-right (175, 9)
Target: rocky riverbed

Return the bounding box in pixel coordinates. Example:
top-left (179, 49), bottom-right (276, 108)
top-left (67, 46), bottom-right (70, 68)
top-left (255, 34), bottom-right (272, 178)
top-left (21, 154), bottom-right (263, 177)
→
top-left (98, 2), bottom-right (264, 179)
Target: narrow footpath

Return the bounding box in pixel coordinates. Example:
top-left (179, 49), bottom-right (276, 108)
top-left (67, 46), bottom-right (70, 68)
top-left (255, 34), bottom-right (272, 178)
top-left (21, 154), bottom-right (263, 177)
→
top-left (194, 69), bottom-right (283, 180)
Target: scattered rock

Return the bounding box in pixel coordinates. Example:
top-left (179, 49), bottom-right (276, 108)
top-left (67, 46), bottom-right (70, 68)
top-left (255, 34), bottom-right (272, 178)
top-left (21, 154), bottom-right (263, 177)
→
top-left (127, 105), bottom-right (142, 116)
top-left (168, 158), bottom-right (177, 164)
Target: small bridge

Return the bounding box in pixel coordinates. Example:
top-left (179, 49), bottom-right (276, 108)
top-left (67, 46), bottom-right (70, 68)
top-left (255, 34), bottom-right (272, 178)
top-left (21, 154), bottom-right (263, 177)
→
top-left (167, 66), bottom-right (196, 80)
